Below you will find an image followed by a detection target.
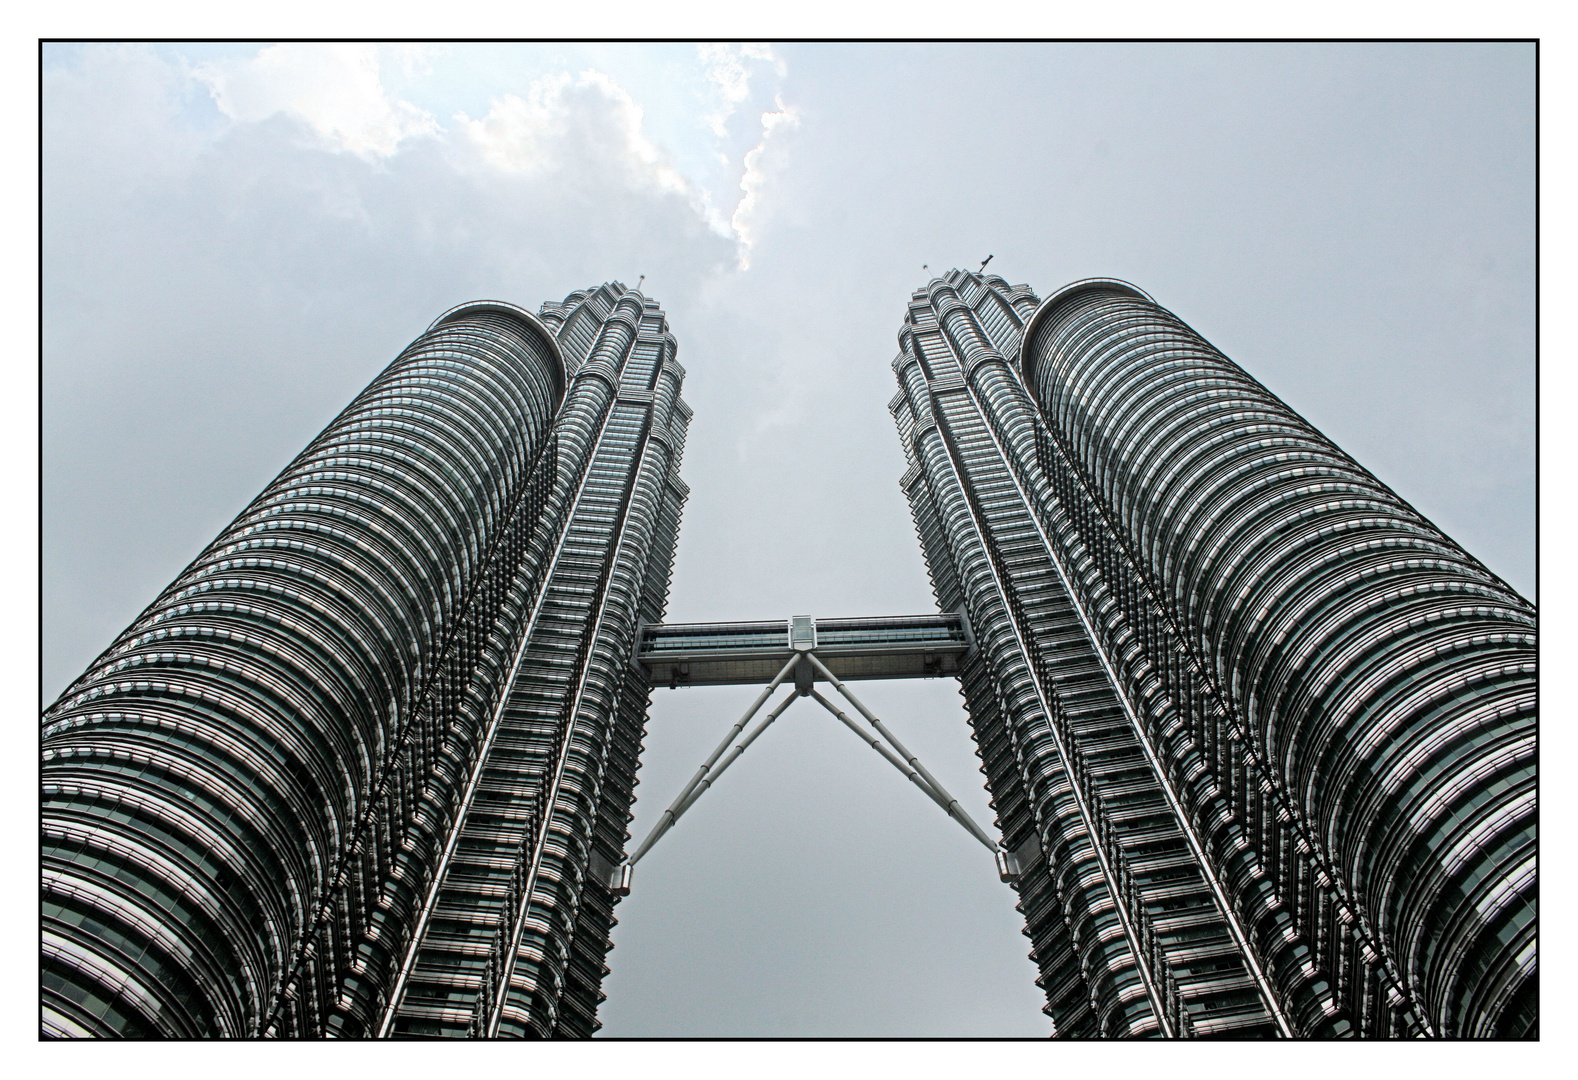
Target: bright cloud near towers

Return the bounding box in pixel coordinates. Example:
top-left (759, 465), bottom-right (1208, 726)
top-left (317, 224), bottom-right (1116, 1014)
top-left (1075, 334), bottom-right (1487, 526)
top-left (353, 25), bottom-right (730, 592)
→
top-left (691, 43), bottom-right (797, 268)
top-left (458, 69), bottom-right (692, 204)
top-left (195, 44), bottom-right (441, 158)
top-left (698, 42), bottom-right (782, 141)
top-left (732, 99), bottom-right (801, 270)
top-left (188, 43), bottom-right (799, 272)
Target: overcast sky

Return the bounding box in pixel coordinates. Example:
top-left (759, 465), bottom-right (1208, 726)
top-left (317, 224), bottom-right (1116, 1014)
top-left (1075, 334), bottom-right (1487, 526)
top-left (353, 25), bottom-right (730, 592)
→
top-left (41, 42), bottom-right (1534, 1038)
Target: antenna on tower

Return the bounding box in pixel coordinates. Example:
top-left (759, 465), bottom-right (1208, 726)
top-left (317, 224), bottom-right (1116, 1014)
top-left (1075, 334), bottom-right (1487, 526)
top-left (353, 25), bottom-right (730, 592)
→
top-left (979, 255), bottom-right (994, 273)
top-left (637, 275), bottom-right (645, 290)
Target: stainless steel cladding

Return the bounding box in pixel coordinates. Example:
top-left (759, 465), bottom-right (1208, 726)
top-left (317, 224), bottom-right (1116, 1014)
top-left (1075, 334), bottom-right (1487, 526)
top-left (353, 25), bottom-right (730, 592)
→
top-left (889, 270), bottom-right (1534, 1038)
top-left (42, 284), bottom-right (690, 1038)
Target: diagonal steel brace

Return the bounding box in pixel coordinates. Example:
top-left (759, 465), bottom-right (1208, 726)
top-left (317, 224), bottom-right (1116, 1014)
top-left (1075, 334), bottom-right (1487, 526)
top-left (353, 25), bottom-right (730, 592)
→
top-left (613, 650), bottom-right (1023, 894)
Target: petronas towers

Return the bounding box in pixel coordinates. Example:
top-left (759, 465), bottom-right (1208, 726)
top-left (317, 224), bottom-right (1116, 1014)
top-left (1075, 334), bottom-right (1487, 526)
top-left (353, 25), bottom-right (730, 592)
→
top-left (889, 272), bottom-right (1534, 1037)
top-left (44, 286), bottom-right (689, 1037)
top-left (43, 272), bottom-right (1535, 1038)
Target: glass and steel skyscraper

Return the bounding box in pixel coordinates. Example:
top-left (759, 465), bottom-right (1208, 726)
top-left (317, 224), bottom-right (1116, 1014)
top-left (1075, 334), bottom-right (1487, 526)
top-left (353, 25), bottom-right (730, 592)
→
top-left (42, 283), bottom-right (690, 1038)
top-left (888, 270), bottom-right (1535, 1038)
top-left (42, 267), bottom-right (1534, 1041)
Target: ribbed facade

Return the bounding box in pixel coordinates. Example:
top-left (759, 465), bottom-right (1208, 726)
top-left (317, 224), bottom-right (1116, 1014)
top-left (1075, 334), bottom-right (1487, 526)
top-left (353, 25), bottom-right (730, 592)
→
top-left (42, 283), bottom-right (689, 1039)
top-left (889, 270), bottom-right (1535, 1038)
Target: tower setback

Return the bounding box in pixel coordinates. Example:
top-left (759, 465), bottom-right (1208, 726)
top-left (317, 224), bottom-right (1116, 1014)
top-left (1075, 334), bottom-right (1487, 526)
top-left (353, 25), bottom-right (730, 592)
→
top-left (889, 271), bottom-right (1535, 1037)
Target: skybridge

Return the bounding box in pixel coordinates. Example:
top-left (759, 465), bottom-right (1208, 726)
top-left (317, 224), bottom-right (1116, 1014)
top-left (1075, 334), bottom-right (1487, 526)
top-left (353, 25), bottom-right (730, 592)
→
top-left (636, 612), bottom-right (973, 689)
top-left (608, 612), bottom-right (1034, 896)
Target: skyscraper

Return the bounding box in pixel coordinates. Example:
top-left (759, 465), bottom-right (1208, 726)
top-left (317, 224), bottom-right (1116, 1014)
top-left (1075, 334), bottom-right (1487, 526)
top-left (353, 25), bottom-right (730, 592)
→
top-left (42, 283), bottom-right (690, 1038)
top-left (888, 271), bottom-right (1536, 1038)
top-left (42, 268), bottom-right (1535, 1041)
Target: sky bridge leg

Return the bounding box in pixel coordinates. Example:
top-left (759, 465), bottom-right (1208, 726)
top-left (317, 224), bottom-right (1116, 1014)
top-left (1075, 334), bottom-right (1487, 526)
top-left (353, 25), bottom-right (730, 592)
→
top-left (621, 683), bottom-right (800, 888)
top-left (805, 652), bottom-right (1000, 854)
top-left (669, 690), bottom-right (798, 822)
top-left (806, 688), bottom-right (998, 855)
top-left (623, 654), bottom-right (800, 873)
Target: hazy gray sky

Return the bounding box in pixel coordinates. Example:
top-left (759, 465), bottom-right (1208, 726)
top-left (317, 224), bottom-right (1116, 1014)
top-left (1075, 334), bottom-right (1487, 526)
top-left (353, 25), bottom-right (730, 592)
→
top-left (42, 42), bottom-right (1534, 1038)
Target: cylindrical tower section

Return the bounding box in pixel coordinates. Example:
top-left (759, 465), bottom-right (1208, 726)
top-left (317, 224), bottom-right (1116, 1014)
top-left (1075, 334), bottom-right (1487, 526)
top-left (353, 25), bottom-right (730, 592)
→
top-left (1020, 282), bottom-right (1535, 1037)
top-left (42, 304), bottom-right (565, 1037)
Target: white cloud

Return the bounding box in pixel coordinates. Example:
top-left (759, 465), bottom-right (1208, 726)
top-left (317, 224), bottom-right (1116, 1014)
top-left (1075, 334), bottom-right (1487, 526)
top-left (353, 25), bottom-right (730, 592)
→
top-left (460, 69), bottom-right (747, 252)
top-left (194, 43), bottom-right (439, 158)
top-left (459, 70), bottom-right (682, 193)
top-left (689, 45), bottom-right (799, 269)
top-left (731, 98), bottom-right (802, 270)
top-left (698, 43), bottom-right (780, 139)
top-left (186, 45), bottom-right (801, 273)
top-left (385, 43), bottom-right (443, 80)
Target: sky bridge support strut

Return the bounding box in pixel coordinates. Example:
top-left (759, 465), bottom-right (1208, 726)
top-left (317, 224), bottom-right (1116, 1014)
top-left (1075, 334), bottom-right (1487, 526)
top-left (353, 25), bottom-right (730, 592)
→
top-left (614, 630), bottom-right (1017, 895)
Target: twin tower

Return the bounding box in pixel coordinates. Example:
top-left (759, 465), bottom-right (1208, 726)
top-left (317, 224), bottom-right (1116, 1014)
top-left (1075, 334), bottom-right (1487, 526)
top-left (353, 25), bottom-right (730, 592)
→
top-left (42, 273), bottom-right (1536, 1039)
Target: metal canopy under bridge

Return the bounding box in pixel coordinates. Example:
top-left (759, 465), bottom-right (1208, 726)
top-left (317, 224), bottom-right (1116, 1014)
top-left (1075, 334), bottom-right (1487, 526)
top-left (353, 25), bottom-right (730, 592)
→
top-left (604, 613), bottom-right (1034, 896)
